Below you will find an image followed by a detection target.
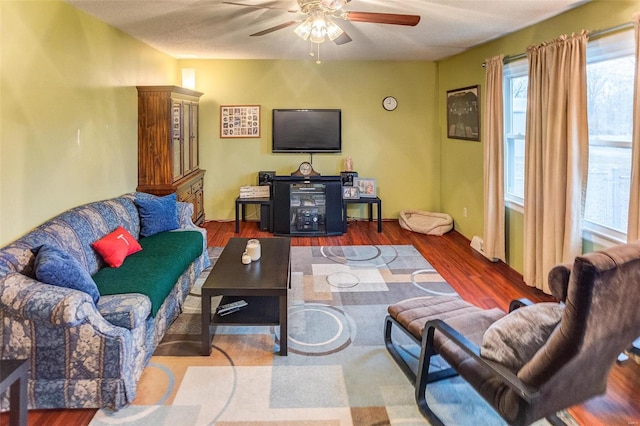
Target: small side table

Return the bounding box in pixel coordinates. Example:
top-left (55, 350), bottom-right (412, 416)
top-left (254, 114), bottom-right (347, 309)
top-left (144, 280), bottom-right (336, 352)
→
top-left (235, 197), bottom-right (272, 233)
top-left (343, 197), bottom-right (382, 233)
top-left (0, 359), bottom-right (29, 426)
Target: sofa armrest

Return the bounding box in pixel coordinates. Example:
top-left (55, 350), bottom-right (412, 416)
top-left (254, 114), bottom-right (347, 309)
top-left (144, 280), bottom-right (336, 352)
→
top-left (97, 294), bottom-right (151, 330)
top-left (2, 273), bottom-right (99, 326)
top-left (175, 201), bottom-right (210, 269)
top-left (0, 272), bottom-right (140, 409)
top-left (177, 201), bottom-right (197, 229)
top-left (0, 272), bottom-right (122, 336)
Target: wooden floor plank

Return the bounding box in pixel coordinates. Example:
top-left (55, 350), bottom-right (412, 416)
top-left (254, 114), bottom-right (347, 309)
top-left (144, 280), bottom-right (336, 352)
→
top-left (2, 219), bottom-right (638, 425)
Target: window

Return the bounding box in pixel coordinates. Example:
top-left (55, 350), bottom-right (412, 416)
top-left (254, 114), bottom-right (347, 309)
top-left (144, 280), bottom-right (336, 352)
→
top-left (584, 30), bottom-right (635, 241)
top-left (503, 30), bottom-right (635, 243)
top-left (504, 59), bottom-right (528, 206)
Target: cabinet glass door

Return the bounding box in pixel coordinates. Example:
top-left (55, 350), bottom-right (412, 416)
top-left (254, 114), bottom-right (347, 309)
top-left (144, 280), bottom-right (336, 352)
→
top-left (290, 183), bottom-right (326, 234)
top-left (172, 101), bottom-right (183, 180)
top-left (191, 103), bottom-right (199, 170)
top-left (182, 102), bottom-right (190, 176)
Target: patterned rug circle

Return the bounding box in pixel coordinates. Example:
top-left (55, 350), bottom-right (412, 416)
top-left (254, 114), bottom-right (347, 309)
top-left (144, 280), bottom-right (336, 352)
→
top-left (321, 245), bottom-right (399, 267)
top-left (411, 268), bottom-right (458, 296)
top-left (275, 303), bottom-right (355, 356)
top-left (326, 271), bottom-right (360, 288)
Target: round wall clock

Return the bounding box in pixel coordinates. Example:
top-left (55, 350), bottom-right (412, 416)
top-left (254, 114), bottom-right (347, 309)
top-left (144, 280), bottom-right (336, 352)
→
top-left (382, 96), bottom-right (398, 111)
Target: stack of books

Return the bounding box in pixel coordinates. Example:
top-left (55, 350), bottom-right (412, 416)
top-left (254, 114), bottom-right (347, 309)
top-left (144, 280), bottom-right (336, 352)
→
top-left (239, 186), bottom-right (270, 198)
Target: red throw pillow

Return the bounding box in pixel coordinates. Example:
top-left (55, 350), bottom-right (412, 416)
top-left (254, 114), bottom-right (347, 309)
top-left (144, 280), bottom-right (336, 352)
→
top-left (92, 226), bottom-right (142, 268)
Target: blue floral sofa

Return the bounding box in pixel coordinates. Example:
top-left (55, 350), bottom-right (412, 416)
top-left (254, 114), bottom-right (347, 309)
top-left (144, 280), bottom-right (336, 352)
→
top-left (0, 193), bottom-right (210, 410)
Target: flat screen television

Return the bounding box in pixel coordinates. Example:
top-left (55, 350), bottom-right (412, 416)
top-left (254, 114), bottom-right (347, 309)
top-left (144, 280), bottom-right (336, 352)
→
top-left (272, 109), bottom-right (341, 153)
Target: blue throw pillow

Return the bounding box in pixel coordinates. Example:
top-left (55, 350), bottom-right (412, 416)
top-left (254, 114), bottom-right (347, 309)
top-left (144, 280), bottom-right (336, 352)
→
top-left (33, 244), bottom-right (100, 304)
top-left (134, 193), bottom-right (179, 237)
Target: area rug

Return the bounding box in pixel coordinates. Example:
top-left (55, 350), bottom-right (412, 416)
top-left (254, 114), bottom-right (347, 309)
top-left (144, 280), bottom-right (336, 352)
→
top-left (90, 245), bottom-right (576, 426)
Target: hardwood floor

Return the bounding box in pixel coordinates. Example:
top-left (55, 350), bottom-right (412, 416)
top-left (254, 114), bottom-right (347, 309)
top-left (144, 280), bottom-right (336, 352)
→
top-left (3, 219), bottom-right (638, 425)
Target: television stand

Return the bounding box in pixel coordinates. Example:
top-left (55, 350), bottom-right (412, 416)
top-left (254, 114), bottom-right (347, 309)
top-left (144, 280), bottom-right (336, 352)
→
top-left (272, 176), bottom-right (343, 236)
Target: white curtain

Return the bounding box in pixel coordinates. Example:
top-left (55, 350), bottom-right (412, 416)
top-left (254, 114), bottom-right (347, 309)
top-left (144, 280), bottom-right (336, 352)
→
top-left (523, 32), bottom-right (589, 294)
top-left (483, 55), bottom-right (506, 261)
top-left (627, 14), bottom-right (640, 242)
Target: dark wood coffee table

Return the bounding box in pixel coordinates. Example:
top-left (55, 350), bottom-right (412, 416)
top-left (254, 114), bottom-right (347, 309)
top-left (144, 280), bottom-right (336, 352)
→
top-left (201, 237), bottom-right (291, 356)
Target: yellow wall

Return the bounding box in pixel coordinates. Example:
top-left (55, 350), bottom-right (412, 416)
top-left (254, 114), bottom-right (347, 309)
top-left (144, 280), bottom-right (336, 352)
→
top-left (3, 0), bottom-right (636, 262)
top-left (0, 1), bottom-right (440, 245)
top-left (0, 1), bottom-right (176, 245)
top-left (181, 59), bottom-right (440, 222)
top-left (437, 0), bottom-right (640, 273)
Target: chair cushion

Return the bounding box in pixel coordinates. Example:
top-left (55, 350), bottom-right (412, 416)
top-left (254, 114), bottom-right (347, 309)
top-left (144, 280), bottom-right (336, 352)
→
top-left (388, 296), bottom-right (513, 419)
top-left (388, 296), bottom-right (505, 345)
top-left (33, 244), bottom-right (100, 304)
top-left (135, 193), bottom-right (178, 237)
top-left (388, 296), bottom-right (480, 339)
top-left (92, 226), bottom-right (142, 268)
top-left (480, 302), bottom-right (564, 372)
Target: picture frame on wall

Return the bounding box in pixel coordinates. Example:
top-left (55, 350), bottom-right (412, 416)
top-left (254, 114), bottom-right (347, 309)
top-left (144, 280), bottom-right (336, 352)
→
top-left (354, 178), bottom-right (376, 198)
top-left (342, 186), bottom-right (360, 199)
top-left (446, 85), bottom-right (480, 141)
top-left (220, 105), bottom-right (261, 138)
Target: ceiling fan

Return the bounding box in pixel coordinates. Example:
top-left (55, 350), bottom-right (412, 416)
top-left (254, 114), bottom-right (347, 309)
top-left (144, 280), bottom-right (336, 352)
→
top-left (222, 0), bottom-right (421, 46)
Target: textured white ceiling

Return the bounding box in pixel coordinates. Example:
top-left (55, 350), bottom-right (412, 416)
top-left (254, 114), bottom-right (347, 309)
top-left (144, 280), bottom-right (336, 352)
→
top-left (66, 0), bottom-right (590, 61)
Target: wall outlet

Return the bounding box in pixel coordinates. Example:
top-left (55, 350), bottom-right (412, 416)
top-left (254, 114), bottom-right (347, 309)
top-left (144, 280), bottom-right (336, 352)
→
top-left (463, 207), bottom-right (468, 218)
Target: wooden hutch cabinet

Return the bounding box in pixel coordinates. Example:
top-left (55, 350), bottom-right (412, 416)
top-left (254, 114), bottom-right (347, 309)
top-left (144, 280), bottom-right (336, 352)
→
top-left (136, 86), bottom-right (205, 225)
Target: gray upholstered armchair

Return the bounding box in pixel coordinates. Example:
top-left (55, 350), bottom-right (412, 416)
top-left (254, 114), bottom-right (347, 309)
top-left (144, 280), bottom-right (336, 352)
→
top-left (385, 241), bottom-right (640, 425)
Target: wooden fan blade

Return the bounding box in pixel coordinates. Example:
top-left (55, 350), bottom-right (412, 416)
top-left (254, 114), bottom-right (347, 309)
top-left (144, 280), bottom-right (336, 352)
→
top-left (344, 11), bottom-right (420, 26)
top-left (222, 1), bottom-right (298, 13)
top-left (250, 21), bottom-right (298, 36)
top-left (333, 32), bottom-right (352, 45)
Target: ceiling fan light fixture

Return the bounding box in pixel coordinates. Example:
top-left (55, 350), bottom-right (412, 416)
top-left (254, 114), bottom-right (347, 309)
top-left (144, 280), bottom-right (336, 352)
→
top-left (309, 11), bottom-right (327, 43)
top-left (294, 18), bottom-right (312, 40)
top-left (320, 0), bottom-right (347, 11)
top-left (325, 17), bottom-right (343, 41)
top-left (309, 29), bottom-right (326, 43)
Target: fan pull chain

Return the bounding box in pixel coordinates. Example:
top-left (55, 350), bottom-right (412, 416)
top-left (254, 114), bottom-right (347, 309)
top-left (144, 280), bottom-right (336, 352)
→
top-left (309, 40), bottom-right (314, 57)
top-left (316, 42), bottom-right (321, 64)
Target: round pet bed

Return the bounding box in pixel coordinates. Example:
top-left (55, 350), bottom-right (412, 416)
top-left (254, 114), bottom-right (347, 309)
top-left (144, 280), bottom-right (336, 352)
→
top-left (399, 210), bottom-right (453, 236)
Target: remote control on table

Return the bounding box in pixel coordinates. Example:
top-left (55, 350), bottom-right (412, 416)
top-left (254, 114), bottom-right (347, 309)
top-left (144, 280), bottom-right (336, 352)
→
top-left (218, 307), bottom-right (242, 316)
top-left (217, 300), bottom-right (248, 314)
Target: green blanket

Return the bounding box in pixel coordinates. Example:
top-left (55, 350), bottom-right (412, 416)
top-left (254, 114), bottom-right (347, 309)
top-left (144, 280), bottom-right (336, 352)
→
top-left (93, 230), bottom-right (203, 317)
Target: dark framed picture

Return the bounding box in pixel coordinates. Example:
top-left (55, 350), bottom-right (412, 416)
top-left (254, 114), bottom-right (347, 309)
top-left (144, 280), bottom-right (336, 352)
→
top-left (446, 85), bottom-right (480, 141)
top-left (340, 171), bottom-right (358, 186)
top-left (342, 186), bottom-right (360, 199)
top-left (354, 178), bottom-right (376, 198)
